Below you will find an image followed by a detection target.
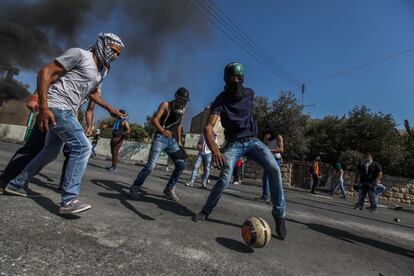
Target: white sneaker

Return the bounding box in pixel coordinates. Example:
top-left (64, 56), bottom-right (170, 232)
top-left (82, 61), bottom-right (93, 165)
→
top-left (186, 181), bottom-right (195, 187)
top-left (233, 181), bottom-right (239, 185)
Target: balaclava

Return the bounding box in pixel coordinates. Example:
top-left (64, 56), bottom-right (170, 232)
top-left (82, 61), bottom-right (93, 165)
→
top-left (223, 62), bottom-right (244, 102)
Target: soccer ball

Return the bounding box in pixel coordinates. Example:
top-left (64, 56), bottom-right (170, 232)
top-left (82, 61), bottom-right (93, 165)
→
top-left (241, 216), bottom-right (272, 248)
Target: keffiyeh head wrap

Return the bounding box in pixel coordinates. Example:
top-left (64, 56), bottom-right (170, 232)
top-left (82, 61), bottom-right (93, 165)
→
top-left (92, 33), bottom-right (124, 69)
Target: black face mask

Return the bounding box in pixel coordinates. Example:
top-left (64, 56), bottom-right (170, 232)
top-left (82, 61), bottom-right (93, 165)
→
top-left (224, 81), bottom-right (244, 102)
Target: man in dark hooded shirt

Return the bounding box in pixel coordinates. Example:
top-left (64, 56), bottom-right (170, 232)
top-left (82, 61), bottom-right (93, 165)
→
top-left (191, 62), bottom-right (287, 240)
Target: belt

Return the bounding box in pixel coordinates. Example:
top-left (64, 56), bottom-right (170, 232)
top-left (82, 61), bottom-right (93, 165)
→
top-left (227, 136), bottom-right (256, 143)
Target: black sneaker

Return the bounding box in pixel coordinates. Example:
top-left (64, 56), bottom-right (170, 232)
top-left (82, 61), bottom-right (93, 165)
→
top-left (354, 204), bottom-right (362, 210)
top-left (59, 199), bottom-right (92, 215)
top-left (273, 215), bottom-right (287, 240)
top-left (5, 185), bottom-right (41, 197)
top-left (370, 208), bottom-right (378, 214)
top-left (163, 187), bottom-right (179, 202)
top-left (192, 211), bottom-right (208, 222)
top-left (129, 185), bottom-right (143, 200)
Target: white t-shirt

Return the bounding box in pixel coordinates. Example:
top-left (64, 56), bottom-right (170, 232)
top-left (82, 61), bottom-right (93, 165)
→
top-left (267, 139), bottom-right (282, 159)
top-left (47, 48), bottom-right (108, 113)
top-left (198, 133), bottom-right (217, 155)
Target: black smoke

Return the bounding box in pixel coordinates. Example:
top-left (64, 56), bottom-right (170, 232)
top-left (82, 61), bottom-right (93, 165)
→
top-left (0, 0), bottom-right (209, 68)
top-left (0, 0), bottom-right (209, 100)
top-left (0, 78), bottom-right (30, 106)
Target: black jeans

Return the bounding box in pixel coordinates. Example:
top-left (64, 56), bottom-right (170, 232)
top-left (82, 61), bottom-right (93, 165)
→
top-left (311, 175), bottom-right (320, 193)
top-left (0, 125), bottom-right (46, 187)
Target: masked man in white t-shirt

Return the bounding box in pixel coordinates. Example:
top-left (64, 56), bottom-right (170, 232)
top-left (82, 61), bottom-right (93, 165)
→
top-left (186, 132), bottom-right (217, 189)
top-left (5, 33), bottom-right (124, 215)
top-left (261, 130), bottom-right (284, 203)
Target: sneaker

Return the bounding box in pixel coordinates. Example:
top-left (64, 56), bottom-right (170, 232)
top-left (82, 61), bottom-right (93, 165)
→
top-left (259, 195), bottom-right (268, 201)
top-left (192, 211), bottom-right (208, 222)
top-left (273, 215), bottom-right (287, 240)
top-left (163, 187), bottom-right (179, 202)
top-left (233, 181), bottom-right (239, 185)
top-left (186, 181), bottom-right (195, 187)
top-left (353, 204), bottom-right (362, 210)
top-left (59, 199), bottom-right (92, 215)
top-left (129, 185), bottom-right (143, 200)
top-left (5, 185), bottom-right (41, 197)
top-left (370, 208), bottom-right (378, 214)
top-left (201, 182), bottom-right (208, 189)
top-left (106, 166), bottom-right (116, 172)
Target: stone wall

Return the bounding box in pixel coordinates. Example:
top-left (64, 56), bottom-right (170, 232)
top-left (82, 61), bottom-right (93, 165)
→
top-left (242, 159), bottom-right (292, 187)
top-left (242, 159), bottom-right (414, 205)
top-left (93, 138), bottom-right (168, 165)
top-left (342, 173), bottom-right (414, 205)
top-left (0, 123), bottom-right (27, 141)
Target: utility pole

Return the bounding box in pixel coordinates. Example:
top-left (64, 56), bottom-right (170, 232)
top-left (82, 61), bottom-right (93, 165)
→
top-left (301, 84), bottom-right (305, 110)
top-left (300, 83), bottom-right (315, 112)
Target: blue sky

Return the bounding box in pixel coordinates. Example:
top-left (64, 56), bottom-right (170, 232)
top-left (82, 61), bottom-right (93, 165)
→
top-left (16, 0), bottom-right (414, 130)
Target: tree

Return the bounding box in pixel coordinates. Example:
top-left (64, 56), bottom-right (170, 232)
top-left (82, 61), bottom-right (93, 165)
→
top-left (77, 107), bottom-right (85, 127)
top-left (252, 96), bottom-right (269, 139)
top-left (144, 115), bottom-right (156, 137)
top-left (306, 115), bottom-right (346, 164)
top-left (96, 116), bottom-right (115, 139)
top-left (343, 105), bottom-right (403, 174)
top-left (253, 92), bottom-right (309, 160)
top-left (128, 123), bottom-right (149, 142)
top-left (268, 92), bottom-right (309, 160)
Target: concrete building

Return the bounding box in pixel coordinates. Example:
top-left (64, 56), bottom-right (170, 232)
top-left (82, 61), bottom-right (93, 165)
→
top-left (0, 65), bottom-right (31, 141)
top-left (0, 98), bottom-right (30, 126)
top-left (189, 106), bottom-right (225, 147)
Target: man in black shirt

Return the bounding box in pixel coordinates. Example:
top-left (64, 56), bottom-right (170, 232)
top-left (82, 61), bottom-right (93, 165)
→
top-left (129, 88), bottom-right (189, 202)
top-left (191, 62), bottom-right (287, 240)
top-left (354, 153), bottom-right (383, 213)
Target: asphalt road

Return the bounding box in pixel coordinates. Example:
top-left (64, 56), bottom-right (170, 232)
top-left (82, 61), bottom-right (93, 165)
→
top-left (0, 141), bottom-right (413, 276)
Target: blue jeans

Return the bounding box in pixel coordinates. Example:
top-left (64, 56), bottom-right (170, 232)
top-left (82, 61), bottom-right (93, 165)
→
top-left (262, 158), bottom-right (281, 198)
top-left (91, 145), bottom-right (97, 158)
top-left (201, 138), bottom-right (286, 218)
top-left (331, 179), bottom-right (346, 197)
top-left (375, 183), bottom-right (386, 195)
top-left (8, 109), bottom-right (92, 204)
top-left (133, 134), bottom-right (185, 189)
top-left (357, 182), bottom-right (377, 209)
top-left (190, 153), bottom-right (212, 183)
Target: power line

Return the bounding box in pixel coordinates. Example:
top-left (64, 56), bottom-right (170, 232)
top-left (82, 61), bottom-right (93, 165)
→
top-left (186, 0), bottom-right (301, 89)
top-left (205, 0), bottom-right (301, 86)
top-left (306, 47), bottom-right (414, 83)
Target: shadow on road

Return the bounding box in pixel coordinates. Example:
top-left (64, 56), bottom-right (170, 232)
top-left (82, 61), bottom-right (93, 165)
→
top-left (23, 177), bottom-right (80, 219)
top-left (287, 199), bottom-right (414, 230)
top-left (91, 179), bottom-right (195, 219)
top-left (87, 162), bottom-right (108, 170)
top-left (287, 218), bottom-right (414, 259)
top-left (31, 177), bottom-right (60, 193)
top-left (38, 172), bottom-right (54, 182)
top-left (91, 179), bottom-right (154, 220)
top-left (216, 237), bottom-right (254, 253)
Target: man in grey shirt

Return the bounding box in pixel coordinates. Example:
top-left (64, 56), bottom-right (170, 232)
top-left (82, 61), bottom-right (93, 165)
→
top-left (5, 33), bottom-right (124, 215)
